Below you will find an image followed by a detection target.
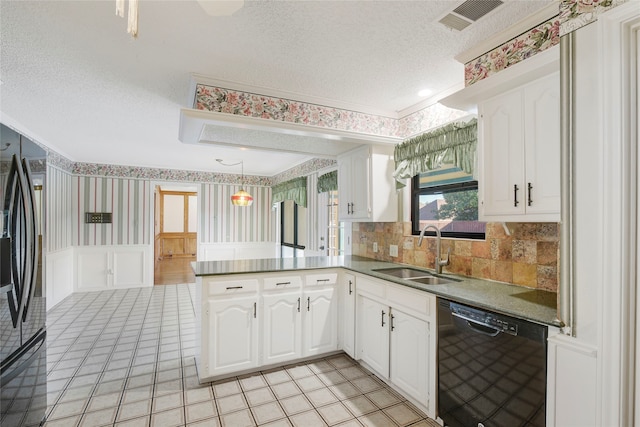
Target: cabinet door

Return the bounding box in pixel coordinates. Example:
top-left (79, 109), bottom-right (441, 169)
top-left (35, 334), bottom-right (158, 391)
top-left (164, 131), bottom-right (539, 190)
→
top-left (262, 292), bottom-right (302, 365)
top-left (349, 147), bottom-right (371, 220)
top-left (523, 73), bottom-right (561, 217)
top-left (341, 274), bottom-right (356, 358)
top-left (207, 296), bottom-right (258, 376)
top-left (389, 308), bottom-right (430, 407)
top-left (357, 295), bottom-right (389, 378)
top-left (480, 89), bottom-right (525, 217)
top-left (302, 287), bottom-right (338, 356)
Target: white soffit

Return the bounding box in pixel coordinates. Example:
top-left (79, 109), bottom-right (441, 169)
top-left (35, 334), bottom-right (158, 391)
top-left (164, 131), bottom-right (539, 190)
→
top-left (179, 109), bottom-right (402, 157)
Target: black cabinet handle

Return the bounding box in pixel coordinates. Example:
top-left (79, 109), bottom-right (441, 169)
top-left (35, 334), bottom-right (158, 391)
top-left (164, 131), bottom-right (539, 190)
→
top-left (348, 280), bottom-right (353, 295)
top-left (297, 298), bottom-right (301, 312)
top-left (276, 282), bottom-right (291, 286)
top-left (381, 310), bottom-right (386, 327)
top-left (226, 286), bottom-right (243, 290)
top-left (513, 184), bottom-right (519, 207)
top-left (316, 279), bottom-right (330, 284)
top-left (527, 182), bottom-right (533, 206)
top-left (307, 297), bottom-right (310, 311)
top-left (390, 314), bottom-right (395, 331)
top-left (253, 302), bottom-right (257, 318)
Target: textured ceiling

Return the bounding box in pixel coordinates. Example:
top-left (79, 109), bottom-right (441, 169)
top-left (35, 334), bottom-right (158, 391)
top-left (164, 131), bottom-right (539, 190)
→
top-left (0, 0), bottom-right (554, 176)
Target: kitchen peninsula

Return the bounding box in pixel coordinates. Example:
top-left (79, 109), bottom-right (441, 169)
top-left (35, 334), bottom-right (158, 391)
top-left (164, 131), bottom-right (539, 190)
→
top-left (193, 255), bottom-right (558, 418)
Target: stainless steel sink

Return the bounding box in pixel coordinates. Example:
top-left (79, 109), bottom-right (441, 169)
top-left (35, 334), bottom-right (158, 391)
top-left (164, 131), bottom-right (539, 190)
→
top-left (372, 267), bottom-right (435, 279)
top-left (372, 267), bottom-right (459, 285)
top-left (407, 276), bottom-right (458, 285)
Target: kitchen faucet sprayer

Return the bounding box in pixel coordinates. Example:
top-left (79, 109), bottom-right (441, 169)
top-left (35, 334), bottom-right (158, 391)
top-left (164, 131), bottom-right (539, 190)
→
top-left (417, 225), bottom-right (450, 274)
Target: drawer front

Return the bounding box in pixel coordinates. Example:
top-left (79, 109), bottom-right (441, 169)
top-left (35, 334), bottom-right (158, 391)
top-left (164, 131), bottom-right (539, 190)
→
top-left (207, 279), bottom-right (259, 296)
top-left (387, 284), bottom-right (433, 319)
top-left (355, 275), bottom-right (386, 299)
top-left (305, 272), bottom-right (338, 287)
top-left (263, 275), bottom-right (302, 291)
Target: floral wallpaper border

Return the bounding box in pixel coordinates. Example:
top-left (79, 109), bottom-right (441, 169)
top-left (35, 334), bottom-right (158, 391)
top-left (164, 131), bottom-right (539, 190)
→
top-left (195, 84), bottom-right (466, 140)
top-left (464, 16), bottom-right (560, 86)
top-left (72, 161), bottom-right (274, 186)
top-left (559, 0), bottom-right (628, 35)
top-left (271, 158), bottom-right (337, 186)
top-left (464, 0), bottom-right (629, 86)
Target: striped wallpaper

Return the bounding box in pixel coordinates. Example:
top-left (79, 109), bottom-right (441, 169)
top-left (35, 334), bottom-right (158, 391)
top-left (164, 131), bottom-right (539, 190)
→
top-left (199, 183), bottom-right (272, 243)
top-left (46, 165), bottom-right (73, 252)
top-left (73, 176), bottom-right (151, 246)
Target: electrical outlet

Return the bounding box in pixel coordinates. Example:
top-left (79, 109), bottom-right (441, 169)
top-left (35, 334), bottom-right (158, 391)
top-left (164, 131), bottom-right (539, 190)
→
top-left (373, 242), bottom-right (378, 253)
top-left (389, 244), bottom-right (398, 257)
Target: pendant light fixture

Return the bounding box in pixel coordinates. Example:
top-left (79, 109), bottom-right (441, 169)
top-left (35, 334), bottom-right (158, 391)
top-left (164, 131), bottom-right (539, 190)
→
top-left (216, 159), bottom-right (253, 207)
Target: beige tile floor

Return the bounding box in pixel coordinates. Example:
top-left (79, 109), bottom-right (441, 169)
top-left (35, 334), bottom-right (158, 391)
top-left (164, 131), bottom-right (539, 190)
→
top-left (43, 284), bottom-right (441, 427)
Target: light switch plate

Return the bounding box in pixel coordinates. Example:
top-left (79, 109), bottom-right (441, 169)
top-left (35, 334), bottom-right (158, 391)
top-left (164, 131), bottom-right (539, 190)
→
top-left (389, 245), bottom-right (398, 257)
top-left (373, 242), bottom-right (378, 253)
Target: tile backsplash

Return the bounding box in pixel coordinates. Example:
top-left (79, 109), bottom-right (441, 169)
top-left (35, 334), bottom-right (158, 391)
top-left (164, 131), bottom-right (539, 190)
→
top-left (352, 222), bottom-right (559, 292)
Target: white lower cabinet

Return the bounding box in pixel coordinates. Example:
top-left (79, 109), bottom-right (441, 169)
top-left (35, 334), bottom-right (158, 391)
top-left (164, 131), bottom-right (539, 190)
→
top-left (357, 295), bottom-right (390, 378)
top-left (340, 273), bottom-right (356, 358)
top-left (262, 291), bottom-right (302, 365)
top-left (355, 275), bottom-right (436, 418)
top-left (198, 270), bottom-right (340, 381)
top-left (303, 287), bottom-right (338, 356)
top-left (207, 295), bottom-right (259, 377)
top-left (197, 268), bottom-right (435, 418)
top-left (389, 308), bottom-right (430, 406)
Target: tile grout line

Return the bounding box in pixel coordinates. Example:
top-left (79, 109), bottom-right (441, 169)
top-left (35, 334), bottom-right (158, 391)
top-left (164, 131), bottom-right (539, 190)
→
top-left (47, 289), bottom-right (135, 422)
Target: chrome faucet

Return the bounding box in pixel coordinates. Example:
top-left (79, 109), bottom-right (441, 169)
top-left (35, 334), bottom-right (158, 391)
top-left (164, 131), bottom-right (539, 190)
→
top-left (417, 225), bottom-right (450, 274)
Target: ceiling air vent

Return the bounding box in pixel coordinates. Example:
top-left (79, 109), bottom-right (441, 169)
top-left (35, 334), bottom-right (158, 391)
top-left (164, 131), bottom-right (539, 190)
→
top-left (439, 0), bottom-right (504, 31)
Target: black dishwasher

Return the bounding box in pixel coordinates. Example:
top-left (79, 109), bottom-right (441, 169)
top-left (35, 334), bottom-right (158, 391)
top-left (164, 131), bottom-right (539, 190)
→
top-left (437, 298), bottom-right (547, 427)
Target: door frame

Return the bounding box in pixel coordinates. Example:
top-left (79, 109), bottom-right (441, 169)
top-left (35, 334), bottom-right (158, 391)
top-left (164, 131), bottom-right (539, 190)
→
top-left (150, 181), bottom-right (199, 282)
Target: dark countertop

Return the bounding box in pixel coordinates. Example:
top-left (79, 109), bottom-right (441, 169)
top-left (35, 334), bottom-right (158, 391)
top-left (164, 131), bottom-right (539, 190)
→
top-left (194, 255), bottom-right (560, 327)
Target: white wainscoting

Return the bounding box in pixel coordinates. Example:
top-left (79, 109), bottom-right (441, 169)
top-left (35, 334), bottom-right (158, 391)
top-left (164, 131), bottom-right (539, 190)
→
top-left (198, 242), bottom-right (281, 261)
top-left (45, 247), bottom-right (74, 310)
top-left (75, 245), bottom-right (153, 292)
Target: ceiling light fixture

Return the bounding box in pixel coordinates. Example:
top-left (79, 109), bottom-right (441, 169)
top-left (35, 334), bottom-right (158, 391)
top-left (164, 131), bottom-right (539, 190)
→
top-left (216, 159), bottom-right (254, 207)
top-left (115, 0), bottom-right (138, 38)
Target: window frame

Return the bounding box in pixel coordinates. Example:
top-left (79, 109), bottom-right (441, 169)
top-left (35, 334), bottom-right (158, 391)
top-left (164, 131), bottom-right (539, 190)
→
top-left (410, 175), bottom-right (486, 240)
top-left (280, 200), bottom-right (306, 252)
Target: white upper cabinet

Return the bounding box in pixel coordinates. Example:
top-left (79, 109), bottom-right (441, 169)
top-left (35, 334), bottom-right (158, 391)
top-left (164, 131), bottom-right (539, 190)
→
top-left (337, 145), bottom-right (398, 222)
top-left (440, 45), bottom-right (560, 223)
top-left (479, 72), bottom-right (560, 221)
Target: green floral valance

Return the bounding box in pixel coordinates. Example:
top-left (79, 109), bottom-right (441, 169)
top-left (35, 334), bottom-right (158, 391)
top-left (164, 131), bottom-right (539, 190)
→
top-left (317, 170), bottom-right (338, 193)
top-left (272, 176), bottom-right (307, 207)
top-left (393, 118), bottom-right (477, 188)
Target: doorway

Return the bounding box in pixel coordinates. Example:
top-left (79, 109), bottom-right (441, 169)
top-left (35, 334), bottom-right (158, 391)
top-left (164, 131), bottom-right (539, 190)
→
top-left (153, 185), bottom-right (197, 285)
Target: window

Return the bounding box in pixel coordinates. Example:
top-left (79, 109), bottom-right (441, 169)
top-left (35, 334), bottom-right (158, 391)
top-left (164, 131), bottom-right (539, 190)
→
top-left (411, 166), bottom-right (486, 239)
top-left (280, 200), bottom-right (306, 257)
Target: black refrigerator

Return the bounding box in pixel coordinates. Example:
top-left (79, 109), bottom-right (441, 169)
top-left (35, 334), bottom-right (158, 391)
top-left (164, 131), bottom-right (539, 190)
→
top-left (0, 124), bottom-right (47, 427)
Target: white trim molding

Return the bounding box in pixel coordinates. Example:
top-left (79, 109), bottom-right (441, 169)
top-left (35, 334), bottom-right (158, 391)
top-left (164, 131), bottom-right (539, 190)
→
top-left (598, 3), bottom-right (640, 426)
